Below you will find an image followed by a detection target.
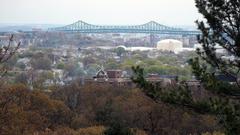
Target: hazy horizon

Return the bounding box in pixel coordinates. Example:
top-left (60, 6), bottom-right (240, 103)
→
top-left (1, 0), bottom-right (203, 26)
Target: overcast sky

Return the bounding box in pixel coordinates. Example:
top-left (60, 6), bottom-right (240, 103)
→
top-left (0, 0), bottom-right (202, 26)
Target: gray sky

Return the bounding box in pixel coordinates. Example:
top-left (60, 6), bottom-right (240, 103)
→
top-left (0, 0), bottom-right (202, 26)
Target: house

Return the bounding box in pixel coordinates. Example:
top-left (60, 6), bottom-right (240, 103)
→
top-left (106, 70), bottom-right (123, 78)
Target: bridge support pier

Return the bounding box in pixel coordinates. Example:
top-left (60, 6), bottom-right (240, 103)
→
top-left (150, 33), bottom-right (155, 47)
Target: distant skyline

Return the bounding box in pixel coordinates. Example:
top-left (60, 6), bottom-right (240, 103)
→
top-left (1, 0), bottom-right (202, 26)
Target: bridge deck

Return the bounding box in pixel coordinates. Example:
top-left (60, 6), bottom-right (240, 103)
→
top-left (49, 20), bottom-right (200, 35)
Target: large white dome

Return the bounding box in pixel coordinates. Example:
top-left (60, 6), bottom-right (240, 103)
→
top-left (156, 39), bottom-right (183, 53)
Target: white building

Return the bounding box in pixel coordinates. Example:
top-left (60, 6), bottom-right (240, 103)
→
top-left (156, 39), bottom-right (183, 53)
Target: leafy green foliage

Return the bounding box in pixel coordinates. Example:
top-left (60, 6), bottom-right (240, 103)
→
top-left (115, 47), bottom-right (126, 57)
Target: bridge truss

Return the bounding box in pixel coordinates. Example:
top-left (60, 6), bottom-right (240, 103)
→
top-left (49, 20), bottom-right (200, 35)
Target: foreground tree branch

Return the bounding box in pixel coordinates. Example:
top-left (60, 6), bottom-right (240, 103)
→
top-left (0, 35), bottom-right (20, 78)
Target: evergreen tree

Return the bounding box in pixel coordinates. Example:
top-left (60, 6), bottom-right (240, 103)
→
top-left (132, 0), bottom-right (240, 134)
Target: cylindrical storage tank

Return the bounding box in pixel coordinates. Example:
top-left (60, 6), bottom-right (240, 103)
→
top-left (157, 39), bottom-right (183, 53)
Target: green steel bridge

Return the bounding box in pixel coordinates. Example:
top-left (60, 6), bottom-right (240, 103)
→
top-left (48, 20), bottom-right (200, 35)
